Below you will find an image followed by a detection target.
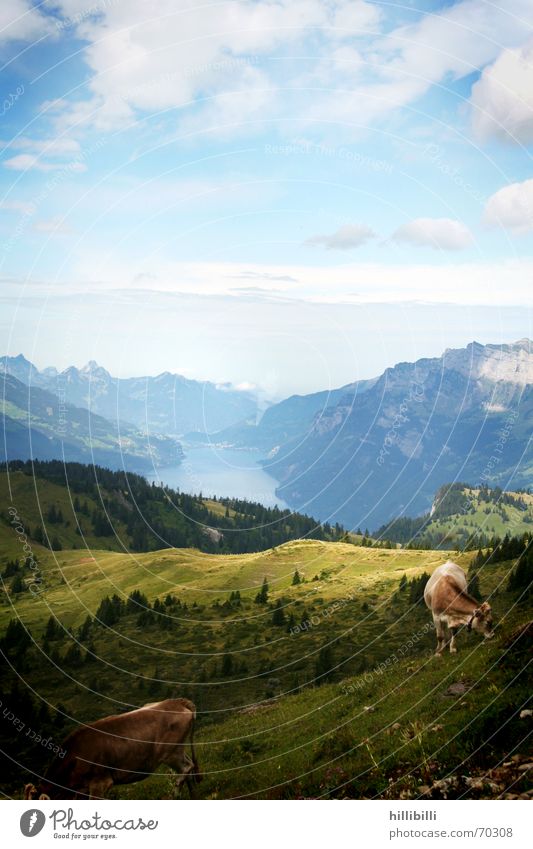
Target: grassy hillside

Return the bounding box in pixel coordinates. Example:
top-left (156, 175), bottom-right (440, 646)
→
top-left (0, 461), bottom-right (353, 558)
top-left (1, 535), bottom-right (531, 799)
top-left (377, 483), bottom-right (533, 550)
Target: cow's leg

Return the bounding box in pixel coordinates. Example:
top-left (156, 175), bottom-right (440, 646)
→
top-left (164, 750), bottom-right (194, 797)
top-left (434, 616), bottom-right (446, 655)
top-left (449, 627), bottom-right (458, 654)
top-left (84, 775), bottom-right (113, 800)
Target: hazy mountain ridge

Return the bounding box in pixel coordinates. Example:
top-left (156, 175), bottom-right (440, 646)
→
top-left (0, 355), bottom-right (258, 437)
top-left (263, 339), bottom-right (533, 529)
top-left (192, 375), bottom-right (378, 449)
top-left (0, 372), bottom-right (183, 472)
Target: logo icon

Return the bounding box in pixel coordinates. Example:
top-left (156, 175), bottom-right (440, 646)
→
top-left (20, 809), bottom-right (46, 837)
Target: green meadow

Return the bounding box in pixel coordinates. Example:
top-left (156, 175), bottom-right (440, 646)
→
top-left (1, 527), bottom-right (531, 799)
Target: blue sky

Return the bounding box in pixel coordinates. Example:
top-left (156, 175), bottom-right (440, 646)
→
top-left (1, 1), bottom-right (532, 396)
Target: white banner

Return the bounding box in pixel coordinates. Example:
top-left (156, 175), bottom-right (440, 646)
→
top-left (4, 800), bottom-right (530, 848)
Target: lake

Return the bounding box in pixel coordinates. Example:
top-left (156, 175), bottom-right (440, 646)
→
top-left (149, 445), bottom-right (289, 509)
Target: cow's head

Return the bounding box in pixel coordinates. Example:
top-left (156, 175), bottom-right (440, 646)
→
top-left (469, 602), bottom-right (494, 639)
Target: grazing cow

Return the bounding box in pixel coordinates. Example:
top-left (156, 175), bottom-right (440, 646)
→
top-left (24, 698), bottom-right (201, 800)
top-left (424, 561), bottom-right (494, 655)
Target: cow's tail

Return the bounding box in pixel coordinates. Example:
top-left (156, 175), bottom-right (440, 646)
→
top-left (189, 707), bottom-right (202, 783)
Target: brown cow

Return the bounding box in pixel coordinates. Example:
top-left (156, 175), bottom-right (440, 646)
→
top-left (424, 561), bottom-right (494, 655)
top-left (24, 698), bottom-right (201, 800)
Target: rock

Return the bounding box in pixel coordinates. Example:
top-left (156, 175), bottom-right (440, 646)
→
top-left (430, 724), bottom-right (444, 732)
top-left (519, 709), bottom-right (532, 719)
top-left (444, 681), bottom-right (470, 696)
top-left (363, 705), bottom-right (376, 713)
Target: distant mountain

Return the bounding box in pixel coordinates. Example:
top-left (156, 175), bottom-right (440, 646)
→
top-left (0, 356), bottom-right (258, 437)
top-left (189, 376), bottom-right (378, 448)
top-left (1, 373), bottom-right (182, 472)
top-left (261, 339), bottom-right (533, 529)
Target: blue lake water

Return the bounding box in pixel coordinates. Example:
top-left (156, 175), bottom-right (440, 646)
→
top-left (149, 445), bottom-right (288, 509)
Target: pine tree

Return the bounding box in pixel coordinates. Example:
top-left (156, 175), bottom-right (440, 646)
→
top-left (221, 653), bottom-right (234, 675)
top-left (10, 574), bottom-right (26, 594)
top-left (292, 569), bottom-right (302, 586)
top-left (315, 646), bottom-right (334, 684)
top-left (255, 576), bottom-right (269, 604)
top-left (272, 600), bottom-right (286, 626)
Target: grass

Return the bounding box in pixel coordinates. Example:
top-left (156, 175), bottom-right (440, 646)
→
top-left (1, 534), bottom-right (531, 799)
top-left (424, 488), bottom-right (533, 544)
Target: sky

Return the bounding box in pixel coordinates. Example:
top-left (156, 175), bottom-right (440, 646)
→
top-left (1, 0), bottom-right (532, 398)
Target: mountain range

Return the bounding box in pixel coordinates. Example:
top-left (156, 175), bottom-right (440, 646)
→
top-left (1, 355), bottom-right (257, 437)
top-left (204, 338), bottom-right (533, 529)
top-left (2, 340), bottom-right (531, 527)
top-left (0, 371), bottom-right (183, 473)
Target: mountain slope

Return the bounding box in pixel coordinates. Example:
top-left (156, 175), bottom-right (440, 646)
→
top-left (376, 482), bottom-right (533, 549)
top-left (264, 340), bottom-right (533, 529)
top-left (0, 355), bottom-right (258, 437)
top-left (0, 460), bottom-right (347, 555)
top-left (1, 373), bottom-right (182, 472)
top-left (195, 376), bottom-right (378, 448)
top-left (1, 536), bottom-right (531, 799)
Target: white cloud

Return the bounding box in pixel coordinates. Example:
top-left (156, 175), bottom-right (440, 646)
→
top-left (484, 178), bottom-right (533, 234)
top-left (305, 223), bottom-right (375, 250)
top-left (10, 136), bottom-right (82, 156)
top-left (0, 0), bottom-right (53, 43)
top-left (471, 38), bottom-right (533, 142)
top-left (63, 257), bottom-right (533, 307)
top-left (45, 0), bottom-right (381, 132)
top-left (0, 199), bottom-right (35, 215)
top-left (392, 218), bottom-right (474, 251)
top-left (33, 216), bottom-right (73, 235)
top-left (3, 153), bottom-right (87, 172)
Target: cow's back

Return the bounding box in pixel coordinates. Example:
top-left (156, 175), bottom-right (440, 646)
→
top-left (43, 698), bottom-right (195, 795)
top-left (424, 561), bottom-right (467, 610)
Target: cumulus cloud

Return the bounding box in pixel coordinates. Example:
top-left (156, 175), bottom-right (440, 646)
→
top-left (0, 199), bottom-right (35, 215)
top-left (484, 179), bottom-right (533, 234)
top-left (392, 218), bottom-right (474, 251)
top-left (471, 38), bottom-right (533, 143)
top-left (305, 223), bottom-right (376, 250)
top-left (43, 0), bottom-right (533, 140)
top-left (2, 153), bottom-right (87, 172)
top-left (0, 0), bottom-right (53, 43)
